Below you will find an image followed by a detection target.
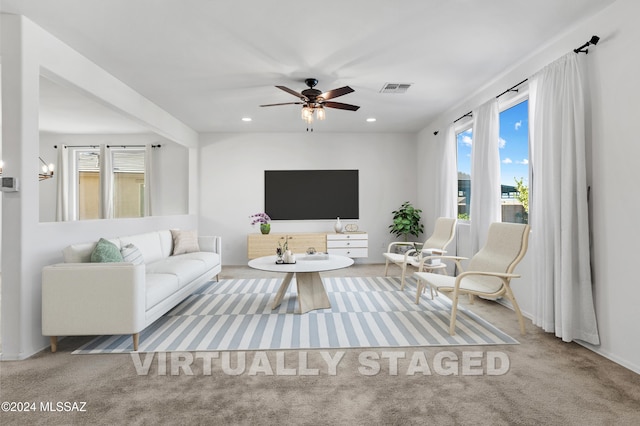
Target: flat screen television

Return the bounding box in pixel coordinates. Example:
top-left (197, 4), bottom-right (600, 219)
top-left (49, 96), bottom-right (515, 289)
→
top-left (265, 170), bottom-right (359, 220)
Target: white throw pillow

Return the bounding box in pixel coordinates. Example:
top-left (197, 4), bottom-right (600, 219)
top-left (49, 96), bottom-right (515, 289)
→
top-left (121, 243), bottom-right (144, 265)
top-left (171, 229), bottom-right (200, 256)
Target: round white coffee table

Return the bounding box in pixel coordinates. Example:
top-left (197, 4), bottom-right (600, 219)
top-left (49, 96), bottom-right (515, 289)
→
top-left (248, 254), bottom-right (354, 313)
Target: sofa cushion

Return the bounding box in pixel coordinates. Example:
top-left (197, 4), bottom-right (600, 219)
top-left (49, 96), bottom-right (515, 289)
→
top-left (171, 229), bottom-right (200, 255)
top-left (63, 238), bottom-right (120, 263)
top-left (120, 232), bottom-right (164, 264)
top-left (158, 230), bottom-right (173, 259)
top-left (176, 251), bottom-right (221, 270)
top-left (121, 244), bottom-right (144, 265)
top-left (90, 238), bottom-right (124, 263)
top-left (146, 273), bottom-right (180, 310)
top-left (63, 242), bottom-right (97, 263)
top-left (146, 255), bottom-right (213, 288)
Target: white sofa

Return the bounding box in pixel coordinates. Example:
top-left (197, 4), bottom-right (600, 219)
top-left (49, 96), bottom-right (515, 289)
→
top-left (42, 230), bottom-right (222, 352)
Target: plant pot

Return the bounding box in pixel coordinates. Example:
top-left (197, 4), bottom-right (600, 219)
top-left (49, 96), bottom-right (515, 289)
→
top-left (260, 223), bottom-right (271, 234)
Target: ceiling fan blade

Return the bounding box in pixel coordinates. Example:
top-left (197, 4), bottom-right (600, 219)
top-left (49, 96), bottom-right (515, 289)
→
top-left (320, 86), bottom-right (354, 100)
top-left (276, 85), bottom-right (306, 99)
top-left (323, 101), bottom-right (360, 111)
top-left (260, 102), bottom-right (304, 107)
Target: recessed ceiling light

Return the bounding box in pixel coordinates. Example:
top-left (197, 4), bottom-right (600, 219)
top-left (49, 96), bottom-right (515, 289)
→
top-left (366, 118), bottom-right (377, 122)
top-left (242, 117), bottom-right (252, 122)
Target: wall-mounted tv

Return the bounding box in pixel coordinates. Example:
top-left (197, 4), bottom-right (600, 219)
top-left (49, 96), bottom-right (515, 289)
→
top-left (265, 170), bottom-right (359, 220)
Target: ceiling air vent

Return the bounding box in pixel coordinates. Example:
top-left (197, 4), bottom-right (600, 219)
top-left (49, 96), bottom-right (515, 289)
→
top-left (380, 83), bottom-right (412, 94)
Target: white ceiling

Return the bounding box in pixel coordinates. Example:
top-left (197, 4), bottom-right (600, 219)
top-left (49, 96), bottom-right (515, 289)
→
top-left (1, 0), bottom-right (616, 134)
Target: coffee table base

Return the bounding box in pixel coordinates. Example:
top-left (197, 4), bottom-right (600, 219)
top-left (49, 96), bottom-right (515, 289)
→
top-left (272, 272), bottom-right (331, 313)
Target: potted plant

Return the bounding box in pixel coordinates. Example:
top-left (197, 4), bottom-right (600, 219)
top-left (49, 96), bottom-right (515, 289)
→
top-left (389, 201), bottom-right (424, 246)
top-left (250, 212), bottom-right (271, 234)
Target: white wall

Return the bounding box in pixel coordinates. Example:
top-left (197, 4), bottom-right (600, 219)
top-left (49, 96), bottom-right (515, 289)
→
top-left (0, 14), bottom-right (199, 360)
top-left (417, 0), bottom-right (640, 373)
top-left (199, 132), bottom-right (419, 265)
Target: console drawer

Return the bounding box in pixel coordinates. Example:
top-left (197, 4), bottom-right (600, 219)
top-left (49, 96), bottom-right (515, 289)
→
top-left (326, 247), bottom-right (368, 258)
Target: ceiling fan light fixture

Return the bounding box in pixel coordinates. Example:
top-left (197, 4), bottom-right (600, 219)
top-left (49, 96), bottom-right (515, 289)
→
top-left (264, 79), bottom-right (359, 128)
top-left (301, 106), bottom-right (313, 123)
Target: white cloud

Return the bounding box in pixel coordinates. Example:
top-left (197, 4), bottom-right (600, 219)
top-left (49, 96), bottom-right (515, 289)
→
top-left (515, 120), bottom-right (522, 130)
top-left (461, 135), bottom-right (472, 146)
top-left (502, 158), bottom-right (513, 164)
top-left (499, 137), bottom-right (506, 148)
top-left (516, 158), bottom-right (529, 165)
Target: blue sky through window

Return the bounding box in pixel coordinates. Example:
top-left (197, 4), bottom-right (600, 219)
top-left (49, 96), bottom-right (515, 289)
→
top-left (499, 100), bottom-right (529, 186)
top-left (457, 100), bottom-right (529, 187)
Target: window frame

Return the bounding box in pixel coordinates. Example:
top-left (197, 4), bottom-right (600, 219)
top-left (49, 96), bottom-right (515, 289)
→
top-left (67, 146), bottom-right (147, 220)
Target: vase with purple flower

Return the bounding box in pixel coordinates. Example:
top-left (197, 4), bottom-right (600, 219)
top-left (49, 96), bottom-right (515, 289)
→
top-left (250, 212), bottom-right (271, 234)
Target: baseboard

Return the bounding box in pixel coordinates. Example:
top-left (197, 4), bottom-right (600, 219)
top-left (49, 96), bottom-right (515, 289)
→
top-left (495, 300), bottom-right (639, 374)
top-left (495, 298), bottom-right (534, 320)
top-left (575, 341), bottom-right (640, 375)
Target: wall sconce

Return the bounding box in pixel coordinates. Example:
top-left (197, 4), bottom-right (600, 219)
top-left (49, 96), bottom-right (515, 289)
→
top-left (39, 157), bottom-right (55, 181)
top-left (0, 158), bottom-right (55, 181)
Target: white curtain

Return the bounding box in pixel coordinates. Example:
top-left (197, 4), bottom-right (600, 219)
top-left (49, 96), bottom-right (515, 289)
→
top-left (99, 144), bottom-right (113, 219)
top-left (470, 98), bottom-right (501, 254)
top-left (55, 145), bottom-right (70, 221)
top-left (435, 124), bottom-right (458, 219)
top-left (529, 52), bottom-right (599, 345)
top-left (144, 144), bottom-right (153, 217)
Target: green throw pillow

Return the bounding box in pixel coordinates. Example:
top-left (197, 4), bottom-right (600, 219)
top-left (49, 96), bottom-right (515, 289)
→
top-left (90, 238), bottom-right (124, 263)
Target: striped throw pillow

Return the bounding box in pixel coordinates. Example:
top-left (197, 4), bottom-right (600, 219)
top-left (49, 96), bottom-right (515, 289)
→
top-left (121, 243), bottom-right (144, 265)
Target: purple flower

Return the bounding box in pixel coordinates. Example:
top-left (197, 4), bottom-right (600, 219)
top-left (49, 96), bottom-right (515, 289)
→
top-left (249, 212), bottom-right (271, 225)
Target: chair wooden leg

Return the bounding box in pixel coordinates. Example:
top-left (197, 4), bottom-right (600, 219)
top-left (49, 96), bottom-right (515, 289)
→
top-left (449, 291), bottom-right (460, 335)
top-left (50, 336), bottom-right (58, 353)
top-left (384, 259), bottom-right (390, 276)
top-left (132, 333), bottom-right (139, 351)
top-left (415, 280), bottom-right (423, 304)
top-left (504, 287), bottom-right (526, 335)
top-left (400, 263), bottom-right (407, 290)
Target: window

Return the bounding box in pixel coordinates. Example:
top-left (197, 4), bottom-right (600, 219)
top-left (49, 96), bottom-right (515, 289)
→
top-left (72, 147), bottom-right (146, 220)
top-left (499, 100), bottom-right (529, 223)
top-left (112, 149), bottom-right (145, 218)
top-left (456, 128), bottom-right (472, 220)
top-left (76, 149), bottom-right (100, 220)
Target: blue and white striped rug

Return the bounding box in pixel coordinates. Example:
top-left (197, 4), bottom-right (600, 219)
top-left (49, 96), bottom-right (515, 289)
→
top-left (73, 276), bottom-right (517, 353)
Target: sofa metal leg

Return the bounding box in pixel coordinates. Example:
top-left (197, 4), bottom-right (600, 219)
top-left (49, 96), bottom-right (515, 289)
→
top-left (132, 333), bottom-right (139, 351)
top-left (50, 336), bottom-right (58, 353)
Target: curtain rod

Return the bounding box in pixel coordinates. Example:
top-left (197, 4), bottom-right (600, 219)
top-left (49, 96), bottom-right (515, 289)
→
top-left (437, 35), bottom-right (600, 135)
top-left (54, 144), bottom-right (161, 149)
top-left (106, 144), bottom-right (162, 148)
top-left (451, 78), bottom-right (529, 125)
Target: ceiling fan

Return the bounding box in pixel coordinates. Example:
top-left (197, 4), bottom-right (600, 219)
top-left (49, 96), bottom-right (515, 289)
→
top-left (260, 78), bottom-right (360, 129)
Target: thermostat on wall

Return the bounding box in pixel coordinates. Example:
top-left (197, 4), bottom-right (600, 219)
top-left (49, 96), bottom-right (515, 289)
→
top-left (1, 177), bottom-right (19, 192)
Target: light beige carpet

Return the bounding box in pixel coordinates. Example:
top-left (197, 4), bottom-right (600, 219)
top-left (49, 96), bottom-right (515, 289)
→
top-left (1, 264), bottom-right (639, 426)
